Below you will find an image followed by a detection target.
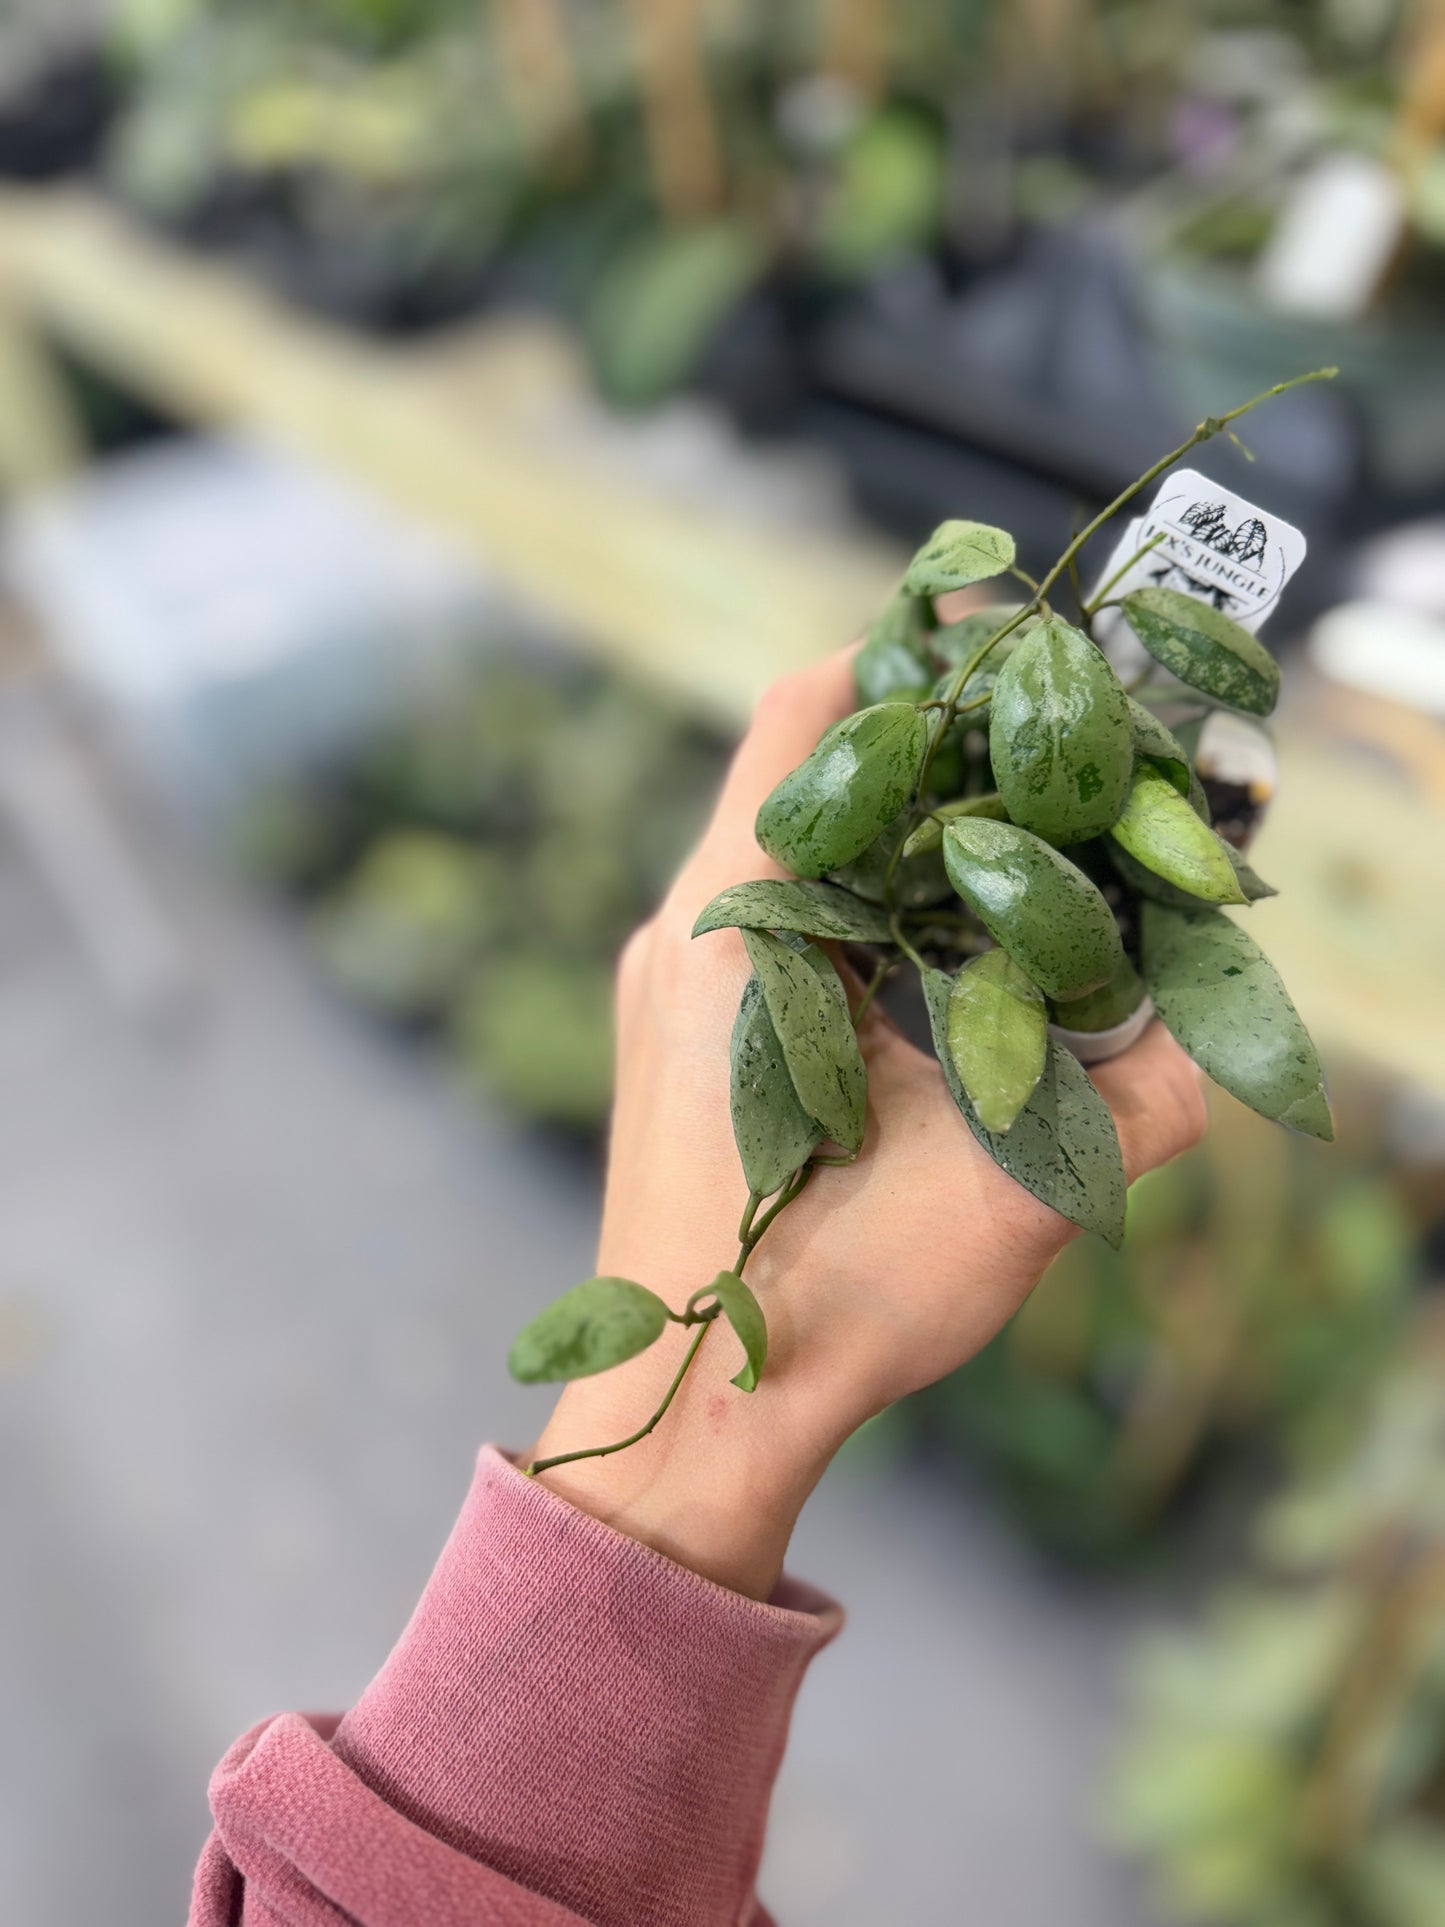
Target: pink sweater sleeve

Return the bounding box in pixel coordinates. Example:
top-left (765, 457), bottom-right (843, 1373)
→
top-left (189, 1445), bottom-right (842, 1926)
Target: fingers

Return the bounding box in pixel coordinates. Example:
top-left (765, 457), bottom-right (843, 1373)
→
top-left (1090, 1021), bottom-right (1208, 1181)
top-left (671, 648), bottom-right (860, 907)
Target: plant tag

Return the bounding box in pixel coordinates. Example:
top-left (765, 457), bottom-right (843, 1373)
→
top-left (1090, 469), bottom-right (1307, 670)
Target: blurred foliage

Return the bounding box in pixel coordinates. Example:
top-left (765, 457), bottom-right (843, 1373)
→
top-left (1114, 1316), bottom-right (1445, 1926)
top-left (236, 649), bottom-right (725, 1130)
top-left (908, 1094), bottom-right (1420, 1561)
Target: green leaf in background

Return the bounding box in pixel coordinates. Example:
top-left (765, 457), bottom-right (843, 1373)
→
top-left (922, 969), bottom-right (1127, 1246)
top-left (988, 616), bottom-right (1133, 843)
top-left (901, 792), bottom-right (1007, 858)
top-left (930, 603), bottom-right (1031, 672)
top-left (1110, 839), bottom-right (1276, 910)
top-left (946, 950), bottom-right (1048, 1134)
top-left (690, 1269), bottom-right (768, 1392)
top-left (755, 702), bottom-right (928, 878)
top-left (742, 928), bottom-right (867, 1153)
top-left (1048, 955), bottom-right (1148, 1034)
top-left (1141, 904), bottom-right (1333, 1139)
top-left (1122, 588), bottom-right (1281, 717)
top-left (942, 817), bottom-right (1125, 1001)
top-left (1125, 695), bottom-right (1192, 797)
top-left (903, 520), bottom-right (1016, 597)
top-left (1110, 766), bottom-right (1247, 905)
top-left (509, 1275), bottom-right (670, 1383)
top-left (811, 106), bottom-right (945, 280)
top-left (854, 587), bottom-right (935, 707)
top-left (830, 814), bottom-right (954, 908)
top-left (729, 974), bottom-right (824, 1198)
top-left (694, 877), bottom-right (893, 944)
top-left (586, 218), bottom-right (769, 410)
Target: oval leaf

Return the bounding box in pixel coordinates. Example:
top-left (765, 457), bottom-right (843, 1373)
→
top-left (1110, 766), bottom-right (1247, 905)
top-left (694, 877), bottom-right (892, 944)
top-left (1110, 835), bottom-right (1276, 910)
top-left (509, 1276), bottom-right (670, 1383)
top-left (904, 519), bottom-right (1017, 596)
top-left (988, 616), bottom-right (1133, 843)
top-left (690, 1269), bottom-right (768, 1392)
top-left (729, 974), bottom-right (824, 1198)
top-left (755, 702), bottom-right (928, 878)
top-left (930, 603), bottom-right (1032, 671)
top-left (922, 968), bottom-right (1127, 1246)
top-left (1140, 903), bottom-right (1333, 1139)
top-left (1122, 587), bottom-right (1281, 717)
top-left (942, 817), bottom-right (1125, 1001)
top-left (742, 927), bottom-right (867, 1153)
top-left (854, 588), bottom-right (934, 706)
top-left (902, 793), bottom-right (1007, 859)
top-left (1125, 695), bottom-right (1192, 796)
top-left (946, 949), bottom-right (1047, 1134)
top-left (1047, 955), bottom-right (1147, 1033)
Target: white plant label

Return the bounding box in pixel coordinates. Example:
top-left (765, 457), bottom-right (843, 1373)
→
top-left (1089, 468), bottom-right (1307, 669)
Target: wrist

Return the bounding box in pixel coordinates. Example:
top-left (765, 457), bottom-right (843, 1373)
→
top-left (530, 1314), bottom-right (851, 1600)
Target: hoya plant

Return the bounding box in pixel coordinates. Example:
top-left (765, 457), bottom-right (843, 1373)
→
top-left (510, 371), bottom-right (1337, 1475)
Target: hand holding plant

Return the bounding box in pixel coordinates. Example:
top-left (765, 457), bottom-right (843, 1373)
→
top-left (513, 372), bottom-right (1336, 1596)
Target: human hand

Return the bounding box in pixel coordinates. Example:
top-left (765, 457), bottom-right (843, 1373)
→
top-left (532, 650), bottom-right (1207, 1598)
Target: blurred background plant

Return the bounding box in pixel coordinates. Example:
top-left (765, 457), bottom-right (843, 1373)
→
top-left (1113, 1310), bottom-right (1445, 1926)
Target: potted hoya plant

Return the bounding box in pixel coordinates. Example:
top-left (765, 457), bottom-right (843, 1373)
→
top-left (508, 371), bottom-right (1337, 1469)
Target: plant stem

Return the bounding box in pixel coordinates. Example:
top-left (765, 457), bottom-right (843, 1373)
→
top-left (525, 1322), bottom-right (712, 1476)
top-left (1082, 529), bottom-right (1168, 615)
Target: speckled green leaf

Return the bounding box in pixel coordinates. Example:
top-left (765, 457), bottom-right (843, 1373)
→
top-left (854, 588), bottom-right (934, 706)
top-left (742, 928), bottom-right (867, 1152)
top-left (930, 603), bottom-right (1032, 672)
top-left (694, 878), bottom-right (892, 943)
top-left (509, 1276), bottom-right (670, 1383)
top-left (1122, 588), bottom-right (1281, 717)
top-left (1048, 955), bottom-right (1148, 1033)
top-left (903, 520), bottom-right (1016, 596)
top-left (755, 702), bottom-right (928, 878)
top-left (902, 793), bottom-right (1007, 858)
top-left (830, 815), bottom-right (953, 908)
top-left (1140, 903), bottom-right (1333, 1139)
top-left (1110, 836), bottom-right (1276, 910)
top-left (1110, 766), bottom-right (1247, 905)
top-left (942, 817), bottom-right (1125, 1001)
top-left (946, 950), bottom-right (1047, 1134)
top-left (1126, 696), bottom-right (1192, 796)
top-left (691, 1269), bottom-right (768, 1392)
top-left (729, 974), bottom-right (824, 1197)
top-left (923, 968), bottom-right (1127, 1245)
top-left (988, 617), bottom-right (1133, 843)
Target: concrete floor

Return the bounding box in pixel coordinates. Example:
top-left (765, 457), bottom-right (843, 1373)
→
top-left (0, 765), bottom-right (1169, 1927)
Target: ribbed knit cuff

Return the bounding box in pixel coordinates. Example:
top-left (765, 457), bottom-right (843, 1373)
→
top-left (331, 1445), bottom-right (842, 1927)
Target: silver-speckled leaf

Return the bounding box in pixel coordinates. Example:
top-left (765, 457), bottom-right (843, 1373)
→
top-left (946, 949), bottom-right (1047, 1134)
top-left (922, 968), bottom-right (1127, 1246)
top-left (830, 814), bottom-right (954, 908)
top-left (854, 588), bottom-right (935, 706)
top-left (742, 928), bottom-right (867, 1153)
top-left (755, 703), bottom-right (928, 878)
top-left (903, 520), bottom-right (1017, 597)
top-left (509, 1276), bottom-right (670, 1383)
top-left (695, 878), bottom-right (893, 943)
top-left (1140, 903), bottom-right (1333, 1139)
top-left (1125, 695), bottom-right (1191, 796)
top-left (988, 616), bottom-right (1133, 844)
top-left (1122, 588), bottom-right (1281, 716)
top-left (1109, 766), bottom-right (1246, 905)
top-left (942, 816), bottom-right (1125, 1001)
top-left (729, 974), bottom-right (824, 1197)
